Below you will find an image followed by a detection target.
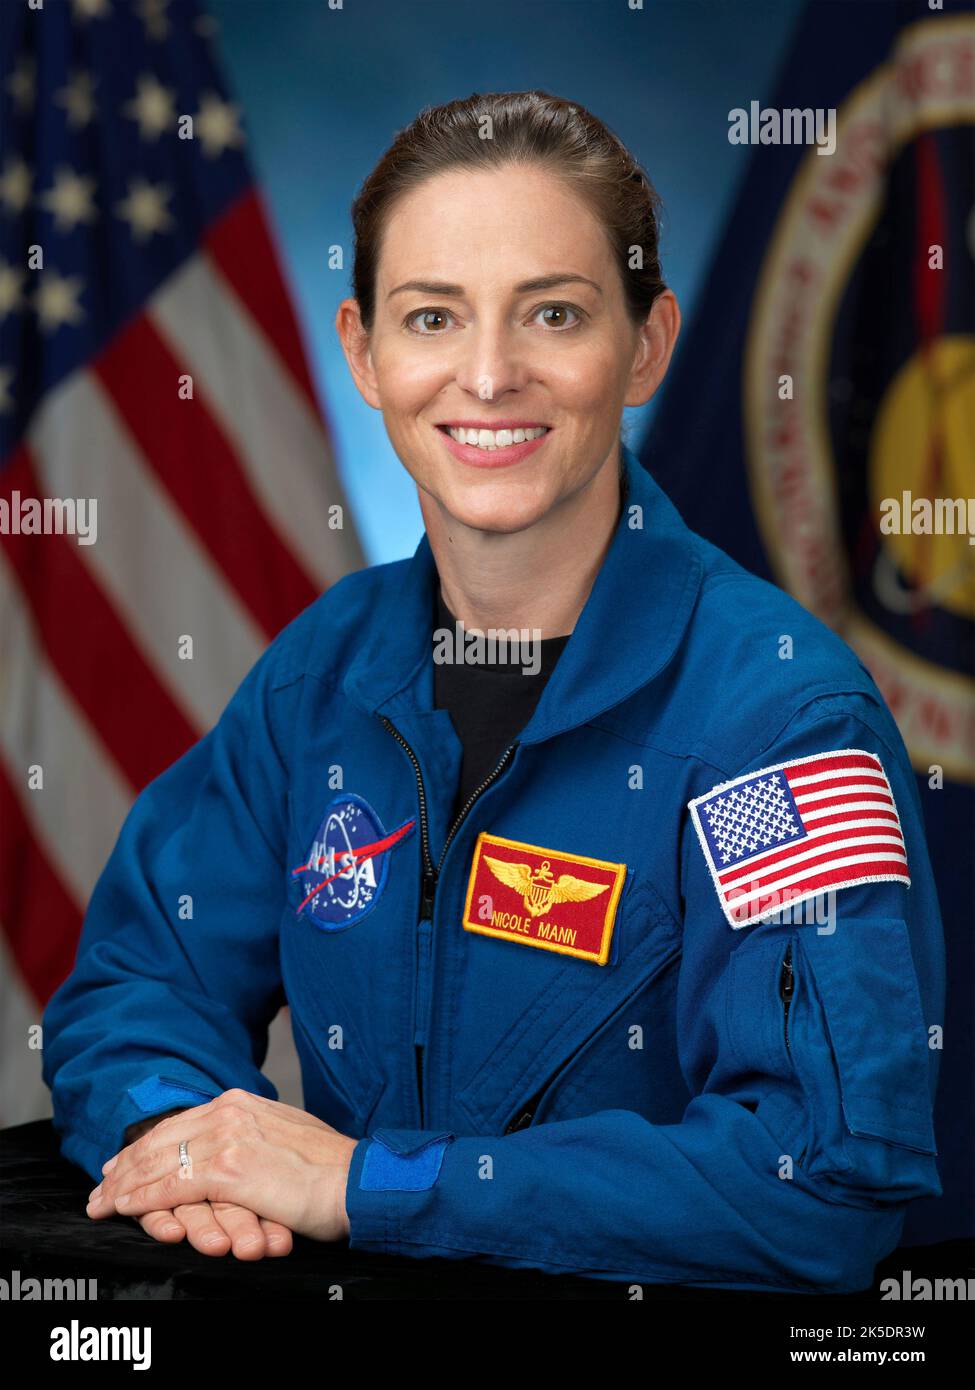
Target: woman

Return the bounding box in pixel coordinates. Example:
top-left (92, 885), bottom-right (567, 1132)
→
top-left (48, 91), bottom-right (943, 1292)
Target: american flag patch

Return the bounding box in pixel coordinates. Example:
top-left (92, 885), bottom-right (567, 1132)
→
top-left (688, 749), bottom-right (910, 929)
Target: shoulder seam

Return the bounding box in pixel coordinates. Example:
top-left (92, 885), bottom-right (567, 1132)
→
top-left (746, 690), bottom-right (901, 770)
top-left (269, 666), bottom-right (307, 694)
top-left (584, 717), bottom-right (731, 778)
top-left (698, 568), bottom-right (754, 593)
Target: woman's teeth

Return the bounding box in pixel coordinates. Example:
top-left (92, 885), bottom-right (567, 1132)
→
top-left (445, 426), bottom-right (549, 450)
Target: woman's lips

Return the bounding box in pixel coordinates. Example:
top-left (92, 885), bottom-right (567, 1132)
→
top-left (434, 425), bottom-right (551, 469)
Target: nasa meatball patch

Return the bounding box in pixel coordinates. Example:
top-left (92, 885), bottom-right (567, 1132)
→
top-left (462, 831), bottom-right (627, 965)
top-left (688, 748), bottom-right (910, 929)
top-left (291, 793), bottom-right (415, 932)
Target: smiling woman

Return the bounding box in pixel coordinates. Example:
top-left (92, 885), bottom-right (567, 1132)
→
top-left (334, 91), bottom-right (679, 636)
top-left (44, 90), bottom-right (944, 1295)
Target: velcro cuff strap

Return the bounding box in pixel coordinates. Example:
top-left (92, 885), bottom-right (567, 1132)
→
top-left (359, 1131), bottom-right (454, 1191)
top-left (127, 1074), bottom-right (221, 1115)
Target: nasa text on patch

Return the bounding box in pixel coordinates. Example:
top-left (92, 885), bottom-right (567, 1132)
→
top-left (688, 748), bottom-right (910, 929)
top-left (291, 793), bottom-right (414, 932)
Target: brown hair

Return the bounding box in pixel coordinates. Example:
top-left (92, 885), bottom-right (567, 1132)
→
top-left (350, 90), bottom-right (667, 335)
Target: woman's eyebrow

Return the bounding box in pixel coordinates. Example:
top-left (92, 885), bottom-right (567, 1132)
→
top-left (386, 274), bottom-right (603, 300)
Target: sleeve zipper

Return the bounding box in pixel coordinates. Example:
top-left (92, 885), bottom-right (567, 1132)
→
top-left (779, 940), bottom-right (794, 1058)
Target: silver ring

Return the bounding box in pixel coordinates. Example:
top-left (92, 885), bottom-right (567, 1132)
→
top-left (178, 1139), bottom-right (190, 1169)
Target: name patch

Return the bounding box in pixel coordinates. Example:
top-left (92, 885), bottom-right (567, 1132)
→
top-left (462, 831), bottom-right (627, 965)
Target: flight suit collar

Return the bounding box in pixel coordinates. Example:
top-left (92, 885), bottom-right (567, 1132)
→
top-left (342, 443), bottom-right (703, 742)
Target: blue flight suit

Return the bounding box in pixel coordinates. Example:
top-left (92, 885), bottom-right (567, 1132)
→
top-left (42, 443), bottom-right (944, 1293)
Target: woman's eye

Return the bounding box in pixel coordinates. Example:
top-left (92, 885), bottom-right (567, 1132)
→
top-left (405, 303), bottom-right (583, 334)
top-left (533, 304), bottom-right (582, 330)
top-left (406, 308), bottom-right (452, 334)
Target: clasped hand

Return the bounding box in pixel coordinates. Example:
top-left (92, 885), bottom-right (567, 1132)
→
top-left (85, 1091), bottom-right (357, 1259)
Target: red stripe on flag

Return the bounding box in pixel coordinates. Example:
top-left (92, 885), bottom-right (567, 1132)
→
top-left (0, 764), bottom-right (83, 1005)
top-left (784, 753), bottom-right (882, 781)
top-left (1, 444), bottom-right (198, 790)
top-left (93, 316), bottom-right (319, 636)
top-left (204, 188), bottom-right (324, 419)
top-left (790, 773), bottom-right (888, 795)
top-left (800, 791), bottom-right (894, 811)
top-left (722, 840), bottom-right (908, 894)
top-left (728, 860), bottom-right (911, 918)
top-left (799, 807), bottom-right (899, 831)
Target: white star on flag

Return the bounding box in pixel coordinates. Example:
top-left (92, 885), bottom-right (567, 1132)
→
top-left (136, 0), bottom-right (172, 42)
top-left (194, 92), bottom-right (245, 158)
top-left (40, 169), bottom-right (99, 234)
top-left (34, 269), bottom-right (87, 332)
top-left (123, 74), bottom-right (178, 141)
top-left (55, 72), bottom-right (99, 131)
top-left (0, 159), bottom-right (33, 215)
top-left (114, 177), bottom-right (175, 241)
top-left (6, 58), bottom-right (35, 114)
top-left (71, 0), bottom-right (113, 21)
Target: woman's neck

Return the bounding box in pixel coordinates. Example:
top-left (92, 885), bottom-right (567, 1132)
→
top-left (420, 451), bottom-right (623, 638)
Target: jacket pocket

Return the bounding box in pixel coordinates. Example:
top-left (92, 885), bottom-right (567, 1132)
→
top-left (455, 875), bottom-right (683, 1133)
top-left (726, 930), bottom-right (797, 1082)
top-left (789, 917), bottom-right (939, 1203)
top-left (280, 911), bottom-right (385, 1132)
top-left (288, 1003), bottom-right (383, 1133)
top-left (503, 948), bottom-right (687, 1133)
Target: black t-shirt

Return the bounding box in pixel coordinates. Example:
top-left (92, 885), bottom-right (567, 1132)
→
top-left (432, 588), bottom-right (570, 822)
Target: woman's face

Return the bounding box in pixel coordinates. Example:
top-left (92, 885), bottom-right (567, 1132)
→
top-left (338, 163), bottom-right (679, 535)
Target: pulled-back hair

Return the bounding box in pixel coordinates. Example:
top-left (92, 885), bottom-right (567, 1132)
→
top-left (350, 90), bottom-right (667, 335)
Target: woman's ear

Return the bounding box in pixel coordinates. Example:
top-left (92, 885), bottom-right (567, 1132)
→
top-left (623, 290), bottom-right (681, 409)
top-left (335, 298), bottom-right (382, 410)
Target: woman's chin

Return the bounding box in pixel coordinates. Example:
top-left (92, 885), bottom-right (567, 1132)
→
top-left (445, 497), bottom-right (549, 535)
top-left (425, 473), bottom-right (552, 530)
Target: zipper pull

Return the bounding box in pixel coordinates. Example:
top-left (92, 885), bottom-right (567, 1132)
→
top-left (505, 1085), bottom-right (546, 1134)
top-left (779, 941), bottom-right (794, 1056)
top-left (505, 1108), bottom-right (536, 1134)
top-left (779, 941), bottom-right (794, 1002)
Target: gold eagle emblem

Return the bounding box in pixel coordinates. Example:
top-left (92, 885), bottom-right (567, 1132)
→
top-left (483, 856), bottom-right (609, 919)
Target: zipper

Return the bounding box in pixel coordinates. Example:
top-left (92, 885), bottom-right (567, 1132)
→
top-left (380, 715), bottom-right (518, 1123)
top-left (778, 941), bottom-right (804, 1168)
top-left (505, 1092), bottom-right (544, 1134)
top-left (779, 940), bottom-right (794, 1058)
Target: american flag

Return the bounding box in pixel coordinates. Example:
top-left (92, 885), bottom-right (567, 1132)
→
top-left (0, 0), bottom-right (363, 1123)
top-left (689, 749), bottom-right (910, 928)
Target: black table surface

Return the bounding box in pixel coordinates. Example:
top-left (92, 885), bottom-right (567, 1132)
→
top-left (2, 1120), bottom-right (971, 1301)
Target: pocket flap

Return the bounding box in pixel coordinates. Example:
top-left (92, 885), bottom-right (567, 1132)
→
top-left (799, 918), bottom-right (937, 1154)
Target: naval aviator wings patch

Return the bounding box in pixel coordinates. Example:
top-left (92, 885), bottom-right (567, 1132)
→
top-left (462, 831), bottom-right (627, 965)
top-left (688, 748), bottom-right (910, 929)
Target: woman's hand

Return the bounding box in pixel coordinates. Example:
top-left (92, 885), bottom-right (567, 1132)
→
top-left (136, 1202), bottom-right (294, 1259)
top-left (116, 1107), bottom-right (294, 1259)
top-left (86, 1091), bottom-right (357, 1244)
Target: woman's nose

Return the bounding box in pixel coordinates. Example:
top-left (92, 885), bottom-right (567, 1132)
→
top-left (452, 326), bottom-right (529, 400)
